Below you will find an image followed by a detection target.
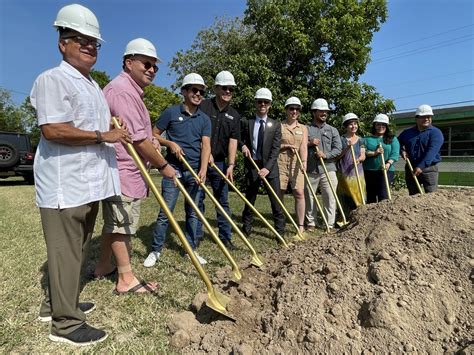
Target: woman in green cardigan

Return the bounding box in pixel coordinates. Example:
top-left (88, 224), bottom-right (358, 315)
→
top-left (363, 114), bottom-right (400, 203)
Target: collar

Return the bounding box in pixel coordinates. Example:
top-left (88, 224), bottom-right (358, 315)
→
top-left (180, 103), bottom-right (201, 117)
top-left (256, 115), bottom-right (268, 122)
top-left (120, 71), bottom-right (144, 98)
top-left (212, 97), bottom-right (229, 112)
top-left (60, 60), bottom-right (90, 80)
top-left (312, 121), bottom-right (326, 129)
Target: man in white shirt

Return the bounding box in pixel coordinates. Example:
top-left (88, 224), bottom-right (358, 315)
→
top-left (30, 4), bottom-right (130, 346)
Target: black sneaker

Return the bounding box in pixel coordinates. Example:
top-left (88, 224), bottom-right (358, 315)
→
top-left (38, 302), bottom-right (96, 322)
top-left (49, 323), bottom-right (108, 346)
top-left (223, 239), bottom-right (236, 251)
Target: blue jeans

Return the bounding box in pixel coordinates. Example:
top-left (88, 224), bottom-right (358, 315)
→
top-left (195, 161), bottom-right (232, 242)
top-left (151, 169), bottom-right (200, 252)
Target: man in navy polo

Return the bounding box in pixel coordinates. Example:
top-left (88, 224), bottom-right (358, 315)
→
top-left (144, 73), bottom-right (211, 267)
top-left (398, 104), bottom-right (444, 195)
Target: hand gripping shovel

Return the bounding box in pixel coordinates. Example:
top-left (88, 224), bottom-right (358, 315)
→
top-left (111, 117), bottom-right (232, 319)
top-left (315, 147), bottom-right (348, 227)
top-left (247, 156), bottom-right (306, 241)
top-left (292, 148), bottom-right (330, 232)
top-left (378, 143), bottom-right (392, 200)
top-left (180, 156), bottom-right (264, 268)
top-left (350, 144), bottom-right (366, 205)
top-left (406, 156), bottom-right (424, 195)
top-left (210, 162), bottom-right (289, 247)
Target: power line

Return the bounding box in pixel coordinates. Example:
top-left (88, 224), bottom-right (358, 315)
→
top-left (394, 100), bottom-right (474, 113)
top-left (372, 35), bottom-right (474, 64)
top-left (373, 24), bottom-right (474, 54)
top-left (394, 84), bottom-right (474, 100)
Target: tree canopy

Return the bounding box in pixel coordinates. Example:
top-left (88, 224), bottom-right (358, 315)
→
top-left (170, 0), bottom-right (394, 129)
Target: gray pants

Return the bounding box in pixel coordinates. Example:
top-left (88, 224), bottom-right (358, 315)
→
top-left (405, 164), bottom-right (439, 195)
top-left (39, 202), bottom-right (99, 336)
top-left (305, 171), bottom-right (338, 227)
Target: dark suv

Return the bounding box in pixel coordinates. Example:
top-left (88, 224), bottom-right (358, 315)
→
top-left (0, 131), bottom-right (35, 184)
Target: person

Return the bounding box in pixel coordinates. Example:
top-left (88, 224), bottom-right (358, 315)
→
top-left (398, 104), bottom-right (444, 195)
top-left (92, 38), bottom-right (176, 294)
top-left (335, 113), bottom-right (366, 215)
top-left (144, 73), bottom-right (211, 267)
top-left (30, 4), bottom-right (131, 346)
top-left (241, 88), bottom-right (285, 237)
top-left (278, 97), bottom-right (308, 234)
top-left (195, 71), bottom-right (241, 251)
top-left (304, 98), bottom-right (342, 231)
top-left (363, 114), bottom-right (400, 203)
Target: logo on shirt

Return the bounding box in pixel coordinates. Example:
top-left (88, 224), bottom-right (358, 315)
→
top-left (296, 130), bottom-right (303, 135)
top-left (178, 116), bottom-right (183, 121)
top-left (225, 113), bottom-right (234, 120)
top-left (267, 122), bottom-right (273, 127)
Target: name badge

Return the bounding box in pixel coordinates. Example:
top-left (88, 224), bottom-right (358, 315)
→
top-left (295, 130), bottom-right (303, 135)
top-left (225, 113), bottom-right (234, 120)
top-left (267, 122), bottom-right (273, 127)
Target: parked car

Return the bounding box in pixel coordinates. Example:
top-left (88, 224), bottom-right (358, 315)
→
top-left (0, 131), bottom-right (35, 184)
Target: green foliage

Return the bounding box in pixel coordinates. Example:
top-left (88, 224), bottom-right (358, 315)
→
top-left (392, 171), bottom-right (407, 191)
top-left (143, 85), bottom-right (181, 121)
top-left (0, 88), bottom-right (23, 132)
top-left (90, 69), bottom-right (111, 89)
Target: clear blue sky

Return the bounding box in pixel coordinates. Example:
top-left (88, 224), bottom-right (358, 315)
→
top-left (1, 0), bottom-right (473, 114)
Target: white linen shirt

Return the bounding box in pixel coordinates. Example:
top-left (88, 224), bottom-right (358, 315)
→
top-left (30, 61), bottom-right (120, 208)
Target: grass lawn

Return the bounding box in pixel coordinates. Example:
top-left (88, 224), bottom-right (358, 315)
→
top-left (0, 173), bottom-right (314, 353)
top-left (438, 172), bottom-right (474, 187)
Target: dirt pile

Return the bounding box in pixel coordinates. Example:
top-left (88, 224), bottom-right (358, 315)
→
top-left (169, 189), bottom-right (473, 354)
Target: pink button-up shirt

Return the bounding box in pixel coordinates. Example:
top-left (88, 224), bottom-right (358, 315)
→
top-left (104, 72), bottom-right (153, 199)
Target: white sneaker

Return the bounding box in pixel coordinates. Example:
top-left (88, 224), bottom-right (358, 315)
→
top-left (187, 252), bottom-right (207, 265)
top-left (143, 251), bottom-right (161, 267)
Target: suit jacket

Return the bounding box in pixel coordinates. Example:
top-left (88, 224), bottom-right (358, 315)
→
top-left (241, 116), bottom-right (281, 179)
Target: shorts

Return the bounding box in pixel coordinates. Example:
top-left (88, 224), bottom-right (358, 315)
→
top-left (102, 195), bottom-right (142, 235)
top-left (279, 154), bottom-right (304, 190)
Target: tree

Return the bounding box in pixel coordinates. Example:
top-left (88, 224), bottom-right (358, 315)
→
top-left (143, 85), bottom-right (181, 121)
top-left (170, 0), bottom-right (394, 129)
top-left (90, 69), bottom-right (111, 89)
top-left (0, 88), bottom-right (23, 132)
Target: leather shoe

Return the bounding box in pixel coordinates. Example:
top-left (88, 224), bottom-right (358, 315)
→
top-left (222, 239), bottom-right (236, 251)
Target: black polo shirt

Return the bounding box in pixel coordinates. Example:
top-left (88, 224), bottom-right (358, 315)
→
top-left (200, 98), bottom-right (241, 162)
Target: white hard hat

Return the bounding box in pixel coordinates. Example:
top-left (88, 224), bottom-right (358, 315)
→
top-left (310, 98), bottom-right (330, 111)
top-left (54, 4), bottom-right (102, 41)
top-left (284, 96), bottom-right (302, 108)
top-left (124, 38), bottom-right (161, 62)
top-left (373, 113), bottom-right (389, 124)
top-left (255, 88), bottom-right (272, 101)
top-left (215, 71), bottom-right (236, 86)
top-left (415, 104), bottom-right (434, 117)
top-left (342, 112), bottom-right (359, 125)
top-left (181, 73), bottom-right (206, 89)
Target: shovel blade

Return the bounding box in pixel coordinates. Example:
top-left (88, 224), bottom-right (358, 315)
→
top-left (250, 255), bottom-right (264, 268)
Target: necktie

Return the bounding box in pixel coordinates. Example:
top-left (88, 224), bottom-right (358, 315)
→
top-left (256, 119), bottom-right (265, 160)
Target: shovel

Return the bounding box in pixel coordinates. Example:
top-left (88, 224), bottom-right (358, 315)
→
top-left (180, 156), bottom-right (264, 268)
top-left (111, 117), bottom-right (232, 319)
top-left (293, 148), bottom-right (330, 232)
top-left (210, 162), bottom-right (289, 247)
top-left (315, 147), bottom-right (348, 227)
top-left (247, 156), bottom-right (306, 241)
top-left (406, 156), bottom-right (424, 195)
top-left (378, 143), bottom-right (392, 200)
top-left (350, 144), bottom-right (366, 205)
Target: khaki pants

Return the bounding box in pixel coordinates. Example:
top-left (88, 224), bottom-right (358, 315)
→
top-left (304, 171), bottom-right (338, 227)
top-left (39, 202), bottom-right (99, 336)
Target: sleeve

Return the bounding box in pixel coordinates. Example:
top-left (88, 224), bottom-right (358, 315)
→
top-left (265, 121), bottom-right (282, 171)
top-left (326, 127), bottom-right (342, 159)
top-left (30, 71), bottom-right (74, 125)
top-left (202, 114), bottom-right (212, 137)
top-left (420, 129), bottom-right (444, 168)
top-left (230, 110), bottom-right (241, 141)
top-left (397, 130), bottom-right (407, 153)
top-left (389, 137), bottom-right (400, 163)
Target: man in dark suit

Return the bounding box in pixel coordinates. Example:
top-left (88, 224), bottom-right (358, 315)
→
top-left (240, 88), bottom-right (285, 236)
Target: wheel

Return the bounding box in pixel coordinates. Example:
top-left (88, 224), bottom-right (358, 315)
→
top-left (0, 140), bottom-right (20, 168)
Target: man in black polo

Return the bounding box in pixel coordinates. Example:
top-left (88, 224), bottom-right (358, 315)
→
top-left (196, 71), bottom-right (241, 250)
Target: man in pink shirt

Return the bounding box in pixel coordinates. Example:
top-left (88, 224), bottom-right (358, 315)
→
top-left (92, 38), bottom-right (175, 294)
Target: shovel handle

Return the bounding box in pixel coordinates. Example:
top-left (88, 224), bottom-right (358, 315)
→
top-left (349, 144), bottom-right (366, 205)
top-left (378, 143), bottom-right (392, 200)
top-left (406, 157), bottom-right (424, 195)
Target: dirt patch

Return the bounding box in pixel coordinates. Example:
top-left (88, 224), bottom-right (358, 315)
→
top-left (169, 189), bottom-right (474, 353)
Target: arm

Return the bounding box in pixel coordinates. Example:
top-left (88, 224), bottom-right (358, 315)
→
top-left (198, 136), bottom-right (211, 183)
top-left (325, 129), bottom-right (342, 160)
top-left (261, 122), bottom-right (281, 177)
top-left (299, 125), bottom-right (308, 170)
top-left (134, 139), bottom-right (175, 178)
top-left (419, 129), bottom-right (444, 169)
top-left (386, 137), bottom-right (400, 166)
top-left (153, 127), bottom-right (184, 158)
top-left (226, 138), bottom-right (238, 181)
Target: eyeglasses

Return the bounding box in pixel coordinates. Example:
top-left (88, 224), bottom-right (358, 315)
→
top-left (63, 36), bottom-right (101, 50)
top-left (189, 87), bottom-right (206, 96)
top-left (287, 106), bottom-right (300, 112)
top-left (257, 100), bottom-right (271, 105)
top-left (220, 86), bottom-right (234, 93)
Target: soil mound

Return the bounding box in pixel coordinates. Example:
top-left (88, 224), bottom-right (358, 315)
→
top-left (169, 190), bottom-right (473, 354)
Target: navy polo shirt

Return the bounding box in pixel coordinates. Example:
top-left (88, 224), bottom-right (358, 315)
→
top-left (398, 125), bottom-right (444, 169)
top-left (155, 104), bottom-right (211, 169)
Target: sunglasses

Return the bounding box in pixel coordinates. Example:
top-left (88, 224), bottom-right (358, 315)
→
top-left (220, 86), bottom-right (234, 93)
top-left (257, 100), bottom-right (271, 105)
top-left (63, 36), bottom-right (101, 50)
top-left (287, 106), bottom-right (300, 112)
top-left (142, 61), bottom-right (159, 73)
top-left (189, 87), bottom-right (206, 96)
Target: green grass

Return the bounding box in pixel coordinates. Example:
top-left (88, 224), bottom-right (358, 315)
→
top-left (439, 172), bottom-right (474, 186)
top-left (0, 174), bottom-right (311, 353)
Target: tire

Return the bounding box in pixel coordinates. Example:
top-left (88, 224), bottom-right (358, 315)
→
top-left (0, 140), bottom-right (20, 168)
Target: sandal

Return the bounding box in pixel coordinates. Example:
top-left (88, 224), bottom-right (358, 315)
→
top-left (113, 281), bottom-right (159, 295)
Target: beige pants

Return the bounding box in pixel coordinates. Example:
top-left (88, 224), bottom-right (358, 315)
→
top-left (304, 171), bottom-right (338, 227)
